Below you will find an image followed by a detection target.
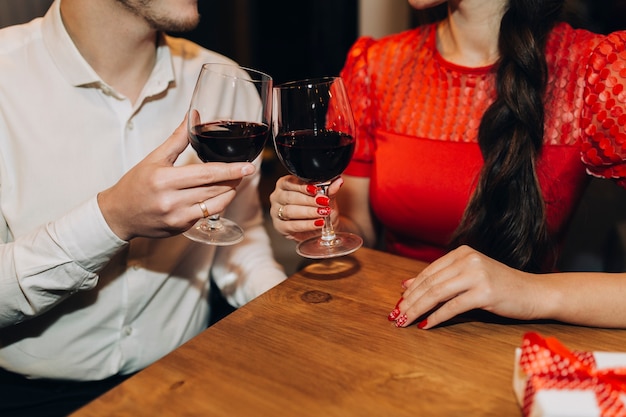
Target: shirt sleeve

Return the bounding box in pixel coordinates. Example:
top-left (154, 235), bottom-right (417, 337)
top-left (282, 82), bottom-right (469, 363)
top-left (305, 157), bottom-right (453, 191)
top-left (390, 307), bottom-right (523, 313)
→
top-left (0, 197), bottom-right (128, 327)
top-left (210, 156), bottom-right (287, 307)
top-left (580, 31), bottom-right (626, 189)
top-left (341, 37), bottom-right (377, 178)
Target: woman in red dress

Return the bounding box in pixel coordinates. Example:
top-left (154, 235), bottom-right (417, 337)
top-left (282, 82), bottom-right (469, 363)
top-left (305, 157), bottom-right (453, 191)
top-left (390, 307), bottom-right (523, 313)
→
top-left (270, 0), bottom-right (626, 328)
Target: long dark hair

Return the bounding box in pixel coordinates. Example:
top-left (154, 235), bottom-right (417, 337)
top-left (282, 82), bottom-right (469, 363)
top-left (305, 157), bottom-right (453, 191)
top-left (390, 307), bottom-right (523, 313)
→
top-left (448, 0), bottom-right (565, 272)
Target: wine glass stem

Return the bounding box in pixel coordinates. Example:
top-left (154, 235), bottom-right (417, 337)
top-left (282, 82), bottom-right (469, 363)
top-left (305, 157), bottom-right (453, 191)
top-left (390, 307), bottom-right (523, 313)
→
top-left (317, 183), bottom-right (337, 245)
top-left (201, 214), bottom-right (223, 232)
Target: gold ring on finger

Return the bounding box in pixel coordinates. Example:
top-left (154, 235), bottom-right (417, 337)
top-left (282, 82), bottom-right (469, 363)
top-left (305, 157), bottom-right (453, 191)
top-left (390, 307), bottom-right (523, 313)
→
top-left (277, 205), bottom-right (286, 221)
top-left (198, 201), bottom-right (210, 218)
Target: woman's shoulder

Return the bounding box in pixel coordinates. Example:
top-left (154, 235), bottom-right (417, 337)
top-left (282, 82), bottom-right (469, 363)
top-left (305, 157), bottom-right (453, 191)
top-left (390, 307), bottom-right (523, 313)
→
top-left (344, 24), bottom-right (436, 78)
top-left (347, 24), bottom-right (435, 60)
top-left (547, 22), bottom-right (626, 62)
top-left (569, 24), bottom-right (626, 188)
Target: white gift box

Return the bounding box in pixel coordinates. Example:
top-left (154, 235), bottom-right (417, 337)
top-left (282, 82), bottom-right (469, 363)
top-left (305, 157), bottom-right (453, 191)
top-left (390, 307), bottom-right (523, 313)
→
top-left (513, 347), bottom-right (626, 417)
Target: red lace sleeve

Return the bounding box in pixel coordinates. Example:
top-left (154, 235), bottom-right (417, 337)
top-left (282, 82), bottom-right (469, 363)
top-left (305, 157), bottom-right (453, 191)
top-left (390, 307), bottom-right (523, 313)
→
top-left (580, 31), bottom-right (626, 189)
top-left (340, 37), bottom-right (377, 177)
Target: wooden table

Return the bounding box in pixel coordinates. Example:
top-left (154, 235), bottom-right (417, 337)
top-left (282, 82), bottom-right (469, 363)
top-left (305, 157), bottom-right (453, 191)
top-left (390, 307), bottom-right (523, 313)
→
top-left (72, 247), bottom-right (626, 417)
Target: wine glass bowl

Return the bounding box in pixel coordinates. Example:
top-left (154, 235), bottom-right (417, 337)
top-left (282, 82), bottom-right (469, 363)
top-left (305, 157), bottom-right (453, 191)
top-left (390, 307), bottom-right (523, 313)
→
top-left (274, 129), bottom-right (355, 185)
top-left (184, 63), bottom-right (272, 245)
top-left (272, 77), bottom-right (363, 259)
top-left (188, 121), bottom-right (270, 164)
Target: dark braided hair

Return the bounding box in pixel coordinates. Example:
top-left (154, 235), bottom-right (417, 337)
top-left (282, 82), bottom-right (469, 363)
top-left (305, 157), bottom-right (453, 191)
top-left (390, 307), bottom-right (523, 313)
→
top-left (448, 0), bottom-right (565, 272)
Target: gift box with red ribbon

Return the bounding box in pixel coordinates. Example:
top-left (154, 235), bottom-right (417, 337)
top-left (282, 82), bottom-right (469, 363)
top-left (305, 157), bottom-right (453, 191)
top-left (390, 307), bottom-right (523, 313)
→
top-left (513, 332), bottom-right (626, 417)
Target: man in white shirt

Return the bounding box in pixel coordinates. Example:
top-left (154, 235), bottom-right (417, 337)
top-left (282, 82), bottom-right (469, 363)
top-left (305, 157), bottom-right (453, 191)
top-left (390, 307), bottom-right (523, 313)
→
top-left (0, 0), bottom-right (286, 415)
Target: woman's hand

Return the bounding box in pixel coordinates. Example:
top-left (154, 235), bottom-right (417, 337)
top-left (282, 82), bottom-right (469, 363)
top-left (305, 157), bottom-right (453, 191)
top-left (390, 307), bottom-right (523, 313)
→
top-left (269, 175), bottom-right (344, 242)
top-left (388, 245), bottom-right (541, 329)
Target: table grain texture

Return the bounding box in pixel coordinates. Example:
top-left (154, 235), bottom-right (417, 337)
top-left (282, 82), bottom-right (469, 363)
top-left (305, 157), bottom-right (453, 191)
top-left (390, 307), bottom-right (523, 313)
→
top-left (71, 247), bottom-right (626, 417)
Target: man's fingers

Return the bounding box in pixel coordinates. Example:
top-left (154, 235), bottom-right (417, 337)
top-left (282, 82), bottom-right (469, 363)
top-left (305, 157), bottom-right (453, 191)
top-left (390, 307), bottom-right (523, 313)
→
top-left (192, 162), bottom-right (255, 187)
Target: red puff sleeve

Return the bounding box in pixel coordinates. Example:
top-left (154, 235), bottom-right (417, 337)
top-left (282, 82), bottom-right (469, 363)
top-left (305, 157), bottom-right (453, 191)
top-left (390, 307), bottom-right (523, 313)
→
top-left (340, 37), bottom-right (377, 177)
top-left (580, 31), bottom-right (626, 189)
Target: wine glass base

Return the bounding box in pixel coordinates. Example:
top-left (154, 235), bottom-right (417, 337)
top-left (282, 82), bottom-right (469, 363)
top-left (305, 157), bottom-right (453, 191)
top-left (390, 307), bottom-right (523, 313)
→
top-left (183, 217), bottom-right (244, 246)
top-left (296, 232), bottom-right (363, 259)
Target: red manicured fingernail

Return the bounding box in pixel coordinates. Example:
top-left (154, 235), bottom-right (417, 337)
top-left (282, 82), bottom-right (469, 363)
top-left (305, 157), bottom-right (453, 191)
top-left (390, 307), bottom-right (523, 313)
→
top-left (314, 219), bottom-right (324, 227)
top-left (317, 207), bottom-right (331, 216)
top-left (418, 319), bottom-right (428, 329)
top-left (388, 308), bottom-right (400, 321)
top-left (394, 297), bottom-right (403, 308)
top-left (306, 185), bottom-right (318, 195)
top-left (315, 196), bottom-right (330, 206)
top-left (401, 280), bottom-right (408, 288)
top-left (395, 314), bottom-right (408, 327)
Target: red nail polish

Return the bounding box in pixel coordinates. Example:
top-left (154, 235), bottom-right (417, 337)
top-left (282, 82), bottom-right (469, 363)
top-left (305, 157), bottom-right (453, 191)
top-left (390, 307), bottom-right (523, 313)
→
top-left (401, 279), bottom-right (408, 288)
top-left (394, 297), bottom-right (403, 309)
top-left (317, 207), bottom-right (331, 216)
top-left (388, 308), bottom-right (400, 321)
top-left (418, 319), bottom-right (428, 329)
top-left (395, 314), bottom-right (408, 327)
top-left (314, 219), bottom-right (324, 227)
top-left (306, 185), bottom-right (318, 195)
top-left (315, 196), bottom-right (330, 206)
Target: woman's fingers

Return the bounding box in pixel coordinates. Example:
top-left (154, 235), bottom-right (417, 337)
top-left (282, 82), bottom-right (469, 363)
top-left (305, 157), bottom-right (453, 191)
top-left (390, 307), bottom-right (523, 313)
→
top-left (391, 246), bottom-right (517, 329)
top-left (270, 175), bottom-right (337, 240)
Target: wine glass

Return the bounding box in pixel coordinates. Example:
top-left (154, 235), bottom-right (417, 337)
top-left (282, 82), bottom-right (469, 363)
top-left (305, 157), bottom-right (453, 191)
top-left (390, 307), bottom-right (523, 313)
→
top-left (184, 62), bottom-right (272, 245)
top-left (272, 77), bottom-right (363, 259)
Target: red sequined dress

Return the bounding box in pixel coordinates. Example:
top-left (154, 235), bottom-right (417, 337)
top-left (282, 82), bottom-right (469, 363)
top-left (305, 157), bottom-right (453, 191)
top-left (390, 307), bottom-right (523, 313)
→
top-left (341, 22), bottom-right (626, 263)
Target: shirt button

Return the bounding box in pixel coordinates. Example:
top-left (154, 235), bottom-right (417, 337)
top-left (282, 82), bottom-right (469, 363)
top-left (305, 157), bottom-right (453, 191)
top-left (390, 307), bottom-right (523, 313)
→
top-left (123, 326), bottom-right (133, 336)
top-left (127, 120), bottom-right (134, 130)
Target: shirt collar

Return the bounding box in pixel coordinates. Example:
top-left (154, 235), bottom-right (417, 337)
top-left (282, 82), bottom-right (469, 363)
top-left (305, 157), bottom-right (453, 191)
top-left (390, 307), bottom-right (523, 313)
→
top-left (41, 0), bottom-right (175, 98)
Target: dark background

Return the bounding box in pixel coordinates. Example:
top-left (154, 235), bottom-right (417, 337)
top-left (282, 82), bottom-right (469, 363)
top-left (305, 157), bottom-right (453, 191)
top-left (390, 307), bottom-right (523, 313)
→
top-left (174, 1), bottom-right (626, 86)
top-left (173, 0), bottom-right (359, 85)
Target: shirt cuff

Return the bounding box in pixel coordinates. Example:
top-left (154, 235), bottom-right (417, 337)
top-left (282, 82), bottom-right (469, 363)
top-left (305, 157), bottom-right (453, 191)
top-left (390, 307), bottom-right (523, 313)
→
top-left (51, 196), bottom-right (127, 272)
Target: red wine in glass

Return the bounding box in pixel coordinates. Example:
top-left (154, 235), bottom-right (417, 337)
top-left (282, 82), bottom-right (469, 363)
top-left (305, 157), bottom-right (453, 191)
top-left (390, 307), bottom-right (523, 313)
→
top-left (274, 129), bottom-right (354, 183)
top-left (184, 63), bottom-right (272, 246)
top-left (272, 77), bottom-right (363, 259)
top-left (189, 121), bottom-right (270, 163)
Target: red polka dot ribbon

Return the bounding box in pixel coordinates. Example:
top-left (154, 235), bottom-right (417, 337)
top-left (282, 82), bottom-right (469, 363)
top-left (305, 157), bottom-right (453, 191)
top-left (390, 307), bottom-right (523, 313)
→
top-left (519, 332), bottom-right (626, 417)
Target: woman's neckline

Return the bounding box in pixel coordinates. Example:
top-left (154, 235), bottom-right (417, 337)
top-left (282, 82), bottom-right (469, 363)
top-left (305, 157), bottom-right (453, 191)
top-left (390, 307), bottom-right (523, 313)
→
top-left (428, 22), bottom-right (497, 75)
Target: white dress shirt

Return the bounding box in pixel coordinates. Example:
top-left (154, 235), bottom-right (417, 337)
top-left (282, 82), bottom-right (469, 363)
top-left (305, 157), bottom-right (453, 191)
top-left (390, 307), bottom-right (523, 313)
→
top-left (0, 0), bottom-right (285, 380)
